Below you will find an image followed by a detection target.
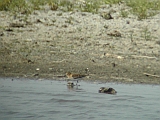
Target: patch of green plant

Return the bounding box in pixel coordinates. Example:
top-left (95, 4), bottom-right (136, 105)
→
top-left (57, 12), bottom-right (63, 16)
top-left (0, 0), bottom-right (32, 20)
top-left (58, 0), bottom-right (74, 11)
top-left (0, 0), bottom-right (44, 13)
top-left (0, 26), bottom-right (5, 30)
top-left (103, 0), bottom-right (122, 5)
top-left (48, 0), bottom-right (103, 13)
top-left (120, 10), bottom-right (128, 18)
top-left (141, 27), bottom-right (152, 41)
top-left (48, 0), bottom-right (58, 10)
top-left (8, 0), bottom-right (32, 14)
top-left (80, 0), bottom-right (101, 13)
top-left (47, 0), bottom-right (73, 11)
top-left (1, 0), bottom-right (160, 20)
top-left (126, 0), bottom-right (160, 20)
top-left (29, 0), bottom-right (45, 10)
top-left (0, 0), bottom-right (12, 11)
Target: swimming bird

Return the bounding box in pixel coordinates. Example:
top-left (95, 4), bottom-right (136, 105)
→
top-left (99, 87), bottom-right (117, 94)
top-left (67, 81), bottom-right (81, 91)
top-left (67, 81), bottom-right (75, 87)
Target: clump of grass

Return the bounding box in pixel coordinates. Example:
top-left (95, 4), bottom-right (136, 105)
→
top-left (9, 0), bottom-right (32, 14)
top-left (120, 10), bottom-right (129, 18)
top-left (48, 0), bottom-right (102, 13)
top-left (58, 0), bottom-right (74, 11)
top-left (56, 12), bottom-right (63, 16)
top-left (126, 0), bottom-right (160, 20)
top-left (1, 0), bottom-right (160, 20)
top-left (48, 0), bottom-right (58, 10)
top-left (103, 0), bottom-right (122, 5)
top-left (0, 26), bottom-right (5, 30)
top-left (0, 0), bottom-right (12, 11)
top-left (80, 0), bottom-right (101, 13)
top-left (29, 0), bottom-right (48, 10)
top-left (0, 0), bottom-right (49, 13)
top-left (0, 0), bottom-right (55, 21)
top-left (0, 0), bottom-right (33, 17)
top-left (141, 27), bottom-right (152, 41)
top-left (48, 0), bottom-right (74, 11)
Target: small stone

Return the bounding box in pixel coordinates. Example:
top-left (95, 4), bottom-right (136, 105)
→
top-left (107, 30), bottom-right (121, 37)
top-left (9, 22), bottom-right (25, 27)
top-left (49, 68), bottom-right (53, 70)
top-left (36, 68), bottom-right (40, 71)
top-left (0, 32), bottom-right (4, 36)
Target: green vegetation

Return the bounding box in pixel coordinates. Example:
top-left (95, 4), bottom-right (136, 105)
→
top-left (80, 0), bottom-right (101, 13)
top-left (126, 0), bottom-right (160, 20)
top-left (0, 0), bottom-right (31, 14)
top-left (103, 0), bottom-right (121, 5)
top-left (0, 0), bottom-right (11, 11)
top-left (120, 10), bottom-right (129, 18)
top-left (141, 27), bottom-right (152, 41)
top-left (58, 0), bottom-right (74, 11)
top-left (0, 0), bottom-right (160, 19)
top-left (29, 0), bottom-right (45, 10)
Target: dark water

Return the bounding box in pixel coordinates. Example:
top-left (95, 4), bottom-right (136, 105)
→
top-left (0, 78), bottom-right (160, 120)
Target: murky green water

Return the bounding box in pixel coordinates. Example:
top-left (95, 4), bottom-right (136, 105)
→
top-left (0, 78), bottom-right (160, 120)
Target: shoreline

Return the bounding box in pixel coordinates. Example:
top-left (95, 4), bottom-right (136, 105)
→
top-left (1, 73), bottom-right (160, 85)
top-left (0, 62), bottom-right (160, 85)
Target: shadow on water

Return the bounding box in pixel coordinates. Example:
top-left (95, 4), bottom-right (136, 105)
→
top-left (0, 78), bottom-right (160, 120)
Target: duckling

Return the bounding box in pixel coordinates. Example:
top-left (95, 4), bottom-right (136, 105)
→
top-left (99, 87), bottom-right (117, 94)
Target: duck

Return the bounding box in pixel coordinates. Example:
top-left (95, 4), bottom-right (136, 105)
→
top-left (99, 87), bottom-right (117, 94)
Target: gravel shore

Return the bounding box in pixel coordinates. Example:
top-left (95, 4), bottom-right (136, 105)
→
top-left (0, 3), bottom-right (160, 84)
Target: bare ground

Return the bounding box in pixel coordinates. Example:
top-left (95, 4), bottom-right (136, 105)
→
top-left (0, 4), bottom-right (160, 84)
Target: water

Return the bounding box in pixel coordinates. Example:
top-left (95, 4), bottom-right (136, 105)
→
top-left (0, 78), bottom-right (160, 120)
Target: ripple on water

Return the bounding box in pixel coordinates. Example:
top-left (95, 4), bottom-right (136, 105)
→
top-left (50, 98), bottom-right (92, 104)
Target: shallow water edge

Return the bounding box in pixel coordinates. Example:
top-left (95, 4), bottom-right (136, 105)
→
top-left (0, 77), bottom-right (160, 120)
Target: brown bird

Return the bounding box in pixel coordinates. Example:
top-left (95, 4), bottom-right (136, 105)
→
top-left (66, 72), bottom-right (87, 79)
top-left (99, 87), bottom-right (117, 94)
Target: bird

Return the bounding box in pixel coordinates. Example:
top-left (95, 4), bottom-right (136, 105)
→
top-left (66, 72), bottom-right (88, 79)
top-left (66, 72), bottom-right (88, 85)
top-left (98, 87), bottom-right (117, 94)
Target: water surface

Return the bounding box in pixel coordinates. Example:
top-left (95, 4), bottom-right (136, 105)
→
top-left (0, 78), bottom-right (160, 120)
